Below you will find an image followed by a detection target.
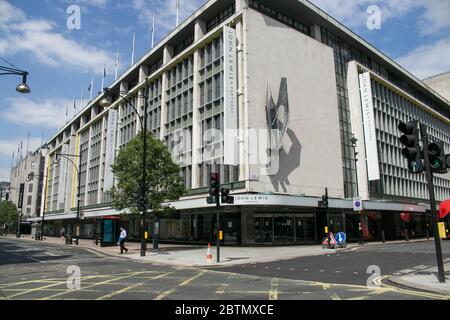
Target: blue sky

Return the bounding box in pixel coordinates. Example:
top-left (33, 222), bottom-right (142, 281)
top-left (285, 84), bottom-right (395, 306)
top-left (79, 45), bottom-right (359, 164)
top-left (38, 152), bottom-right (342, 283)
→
top-left (0, 0), bottom-right (449, 181)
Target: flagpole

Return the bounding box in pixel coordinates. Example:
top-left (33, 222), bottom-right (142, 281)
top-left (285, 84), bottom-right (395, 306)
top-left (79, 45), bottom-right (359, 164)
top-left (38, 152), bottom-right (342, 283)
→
top-left (80, 87), bottom-right (84, 109)
top-left (131, 32), bottom-right (136, 66)
top-left (151, 13), bottom-right (156, 48)
top-left (101, 65), bottom-right (106, 91)
top-left (26, 132), bottom-right (30, 155)
top-left (115, 49), bottom-right (119, 80)
top-left (89, 75), bottom-right (94, 100)
top-left (176, 0), bottom-right (180, 27)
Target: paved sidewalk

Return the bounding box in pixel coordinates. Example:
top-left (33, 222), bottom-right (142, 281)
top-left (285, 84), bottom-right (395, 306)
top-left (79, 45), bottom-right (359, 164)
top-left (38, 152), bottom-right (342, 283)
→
top-left (2, 233), bottom-right (433, 267)
top-left (388, 262), bottom-right (450, 296)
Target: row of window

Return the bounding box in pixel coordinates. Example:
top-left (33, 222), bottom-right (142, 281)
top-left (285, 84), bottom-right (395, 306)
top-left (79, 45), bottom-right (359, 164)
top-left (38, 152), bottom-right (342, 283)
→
top-left (248, 0), bottom-right (310, 36)
top-left (371, 79), bottom-right (450, 201)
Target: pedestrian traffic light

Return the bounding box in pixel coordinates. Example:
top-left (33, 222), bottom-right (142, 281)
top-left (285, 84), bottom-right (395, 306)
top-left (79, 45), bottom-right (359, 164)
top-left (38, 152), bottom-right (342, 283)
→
top-left (207, 172), bottom-right (220, 204)
top-left (5, 192), bottom-right (9, 201)
top-left (221, 188), bottom-right (234, 204)
top-left (398, 120), bottom-right (424, 174)
top-left (427, 141), bottom-right (447, 174)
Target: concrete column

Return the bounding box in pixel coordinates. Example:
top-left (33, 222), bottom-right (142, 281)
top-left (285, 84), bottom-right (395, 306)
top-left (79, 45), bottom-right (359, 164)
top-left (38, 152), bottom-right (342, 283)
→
top-left (195, 19), bottom-right (206, 41)
top-left (138, 65), bottom-right (149, 133)
top-left (240, 207), bottom-right (255, 245)
top-left (191, 19), bottom-right (206, 189)
top-left (119, 81), bottom-right (129, 96)
top-left (235, 0), bottom-right (248, 11)
top-left (90, 105), bottom-right (99, 119)
top-left (97, 116), bottom-right (106, 205)
top-left (139, 65), bottom-right (149, 82)
top-left (160, 45), bottom-right (173, 141)
top-left (65, 134), bottom-right (77, 213)
top-left (82, 126), bottom-right (93, 207)
top-left (312, 24), bottom-right (322, 42)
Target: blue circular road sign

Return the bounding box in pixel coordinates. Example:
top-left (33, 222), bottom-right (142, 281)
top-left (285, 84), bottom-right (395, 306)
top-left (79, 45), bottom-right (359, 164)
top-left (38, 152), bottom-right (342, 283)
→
top-left (335, 232), bottom-right (346, 244)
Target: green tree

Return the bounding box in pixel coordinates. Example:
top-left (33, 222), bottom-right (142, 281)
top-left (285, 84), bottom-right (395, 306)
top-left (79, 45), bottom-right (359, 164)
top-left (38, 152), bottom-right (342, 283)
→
top-left (0, 201), bottom-right (18, 232)
top-left (110, 131), bottom-right (185, 217)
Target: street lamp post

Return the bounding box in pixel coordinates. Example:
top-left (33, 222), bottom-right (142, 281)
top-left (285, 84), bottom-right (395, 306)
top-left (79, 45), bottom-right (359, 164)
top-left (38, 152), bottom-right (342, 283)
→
top-left (351, 135), bottom-right (364, 245)
top-left (0, 64), bottom-right (31, 93)
top-left (100, 88), bottom-right (150, 256)
top-left (55, 152), bottom-right (81, 244)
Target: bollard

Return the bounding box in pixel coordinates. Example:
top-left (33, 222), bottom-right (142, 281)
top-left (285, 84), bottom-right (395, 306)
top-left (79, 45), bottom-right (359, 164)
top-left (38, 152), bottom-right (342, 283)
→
top-left (405, 229), bottom-right (409, 241)
top-left (381, 230), bottom-right (386, 243)
top-left (426, 225), bottom-right (430, 240)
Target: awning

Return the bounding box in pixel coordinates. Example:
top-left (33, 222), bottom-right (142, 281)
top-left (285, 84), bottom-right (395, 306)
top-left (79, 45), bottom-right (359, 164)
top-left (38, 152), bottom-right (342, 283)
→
top-left (439, 200), bottom-right (450, 219)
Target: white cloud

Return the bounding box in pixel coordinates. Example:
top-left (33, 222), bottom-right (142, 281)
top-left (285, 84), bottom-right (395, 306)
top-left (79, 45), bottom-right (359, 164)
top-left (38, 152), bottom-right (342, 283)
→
top-left (0, 137), bottom-right (43, 158)
top-left (0, 0), bottom-right (25, 28)
top-left (0, 166), bottom-right (11, 181)
top-left (55, 0), bottom-right (108, 9)
top-left (309, 0), bottom-right (450, 36)
top-left (0, 97), bottom-right (74, 129)
top-left (0, 0), bottom-right (114, 74)
top-left (0, 137), bottom-right (43, 181)
top-left (395, 36), bottom-right (450, 79)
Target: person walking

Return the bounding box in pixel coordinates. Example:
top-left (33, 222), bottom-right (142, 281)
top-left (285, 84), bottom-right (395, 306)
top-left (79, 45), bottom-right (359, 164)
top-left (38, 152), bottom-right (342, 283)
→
top-left (60, 227), bottom-right (66, 242)
top-left (118, 226), bottom-right (128, 254)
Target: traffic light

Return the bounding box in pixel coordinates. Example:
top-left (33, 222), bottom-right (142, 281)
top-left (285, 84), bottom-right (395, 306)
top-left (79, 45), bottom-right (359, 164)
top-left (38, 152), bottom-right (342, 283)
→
top-left (427, 141), bottom-right (447, 174)
top-left (398, 121), bottom-right (424, 174)
top-left (318, 193), bottom-right (328, 208)
top-left (138, 194), bottom-right (145, 211)
top-left (221, 188), bottom-right (234, 204)
top-left (446, 154), bottom-right (450, 169)
top-left (207, 172), bottom-right (220, 204)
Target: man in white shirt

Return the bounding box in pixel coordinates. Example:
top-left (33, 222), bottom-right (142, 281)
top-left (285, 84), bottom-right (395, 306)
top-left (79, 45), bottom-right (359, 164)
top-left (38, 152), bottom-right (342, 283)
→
top-left (118, 226), bottom-right (128, 254)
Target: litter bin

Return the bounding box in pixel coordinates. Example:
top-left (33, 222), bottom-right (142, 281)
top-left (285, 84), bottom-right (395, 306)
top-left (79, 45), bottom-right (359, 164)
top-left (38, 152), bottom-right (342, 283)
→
top-left (65, 235), bottom-right (73, 245)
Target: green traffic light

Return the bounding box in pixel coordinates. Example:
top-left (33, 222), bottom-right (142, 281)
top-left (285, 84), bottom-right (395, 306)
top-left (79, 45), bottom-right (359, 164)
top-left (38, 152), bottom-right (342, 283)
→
top-left (431, 159), bottom-right (443, 170)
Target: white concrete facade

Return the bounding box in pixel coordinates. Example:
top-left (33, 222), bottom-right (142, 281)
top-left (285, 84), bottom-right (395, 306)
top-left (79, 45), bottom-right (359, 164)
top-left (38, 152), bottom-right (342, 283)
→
top-left (33, 0), bottom-right (449, 226)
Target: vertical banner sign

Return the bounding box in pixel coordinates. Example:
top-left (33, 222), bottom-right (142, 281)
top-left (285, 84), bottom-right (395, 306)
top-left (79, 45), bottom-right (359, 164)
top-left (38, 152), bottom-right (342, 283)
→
top-left (223, 26), bottom-right (238, 165)
top-left (17, 183), bottom-right (25, 209)
top-left (104, 109), bottom-right (118, 191)
top-left (57, 144), bottom-right (68, 209)
top-left (359, 72), bottom-right (380, 181)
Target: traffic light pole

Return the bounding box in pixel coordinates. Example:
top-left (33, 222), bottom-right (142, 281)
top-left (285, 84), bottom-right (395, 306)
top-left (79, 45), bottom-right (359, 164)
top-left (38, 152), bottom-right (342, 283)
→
top-left (420, 124), bottom-right (446, 283)
top-left (216, 195), bottom-right (220, 263)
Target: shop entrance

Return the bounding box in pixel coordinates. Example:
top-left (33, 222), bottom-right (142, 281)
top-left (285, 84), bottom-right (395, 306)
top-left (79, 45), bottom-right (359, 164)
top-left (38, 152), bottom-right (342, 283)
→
top-left (255, 215), bottom-right (315, 244)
